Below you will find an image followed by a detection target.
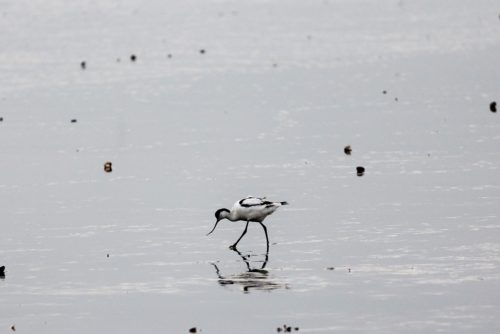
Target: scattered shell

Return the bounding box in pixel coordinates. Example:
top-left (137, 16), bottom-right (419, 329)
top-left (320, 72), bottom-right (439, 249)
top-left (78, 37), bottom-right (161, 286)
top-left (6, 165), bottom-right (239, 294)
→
top-left (104, 161), bottom-right (113, 173)
top-left (490, 101), bottom-right (497, 113)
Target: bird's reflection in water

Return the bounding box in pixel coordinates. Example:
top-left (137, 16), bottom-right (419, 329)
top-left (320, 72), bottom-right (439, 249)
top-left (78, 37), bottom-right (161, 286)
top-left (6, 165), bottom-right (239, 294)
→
top-left (211, 249), bottom-right (288, 293)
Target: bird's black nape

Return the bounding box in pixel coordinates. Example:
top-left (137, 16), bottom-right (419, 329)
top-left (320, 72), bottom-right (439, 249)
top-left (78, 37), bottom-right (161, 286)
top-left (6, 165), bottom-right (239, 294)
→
top-left (215, 208), bottom-right (230, 220)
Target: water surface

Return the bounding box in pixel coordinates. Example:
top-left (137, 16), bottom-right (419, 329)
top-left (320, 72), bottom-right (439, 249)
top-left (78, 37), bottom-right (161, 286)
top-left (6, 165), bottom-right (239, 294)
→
top-left (1, 0), bottom-right (500, 332)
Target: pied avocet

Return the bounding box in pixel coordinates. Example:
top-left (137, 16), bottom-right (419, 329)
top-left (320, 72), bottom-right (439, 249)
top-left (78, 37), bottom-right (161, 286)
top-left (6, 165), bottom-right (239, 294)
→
top-left (207, 196), bottom-right (288, 251)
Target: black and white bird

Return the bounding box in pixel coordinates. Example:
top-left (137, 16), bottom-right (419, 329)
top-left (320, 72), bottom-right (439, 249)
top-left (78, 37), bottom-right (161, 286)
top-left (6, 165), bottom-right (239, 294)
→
top-left (207, 196), bottom-right (288, 251)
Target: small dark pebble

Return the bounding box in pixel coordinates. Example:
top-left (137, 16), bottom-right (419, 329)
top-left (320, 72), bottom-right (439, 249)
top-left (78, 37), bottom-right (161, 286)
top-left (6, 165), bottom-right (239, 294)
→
top-left (490, 101), bottom-right (497, 113)
top-left (0, 117), bottom-right (3, 122)
top-left (11, 325), bottom-right (15, 332)
top-left (382, 90), bottom-right (387, 94)
top-left (80, 61), bottom-right (86, 69)
top-left (106, 254), bottom-right (109, 258)
top-left (326, 267), bottom-right (335, 270)
top-left (104, 161), bottom-right (113, 173)
top-left (188, 327), bottom-right (197, 333)
top-left (0, 266), bottom-right (5, 276)
top-left (344, 145), bottom-right (352, 155)
top-left (167, 54), bottom-right (172, 58)
top-left (199, 49), bottom-right (206, 54)
top-left (395, 97), bottom-right (399, 102)
top-left (348, 268), bottom-right (352, 273)
top-left (71, 119), bottom-right (77, 123)
top-left (294, 328), bottom-right (299, 331)
top-left (130, 54), bottom-right (137, 62)
top-left (356, 166), bottom-right (365, 176)
top-left (272, 63), bottom-right (278, 67)
top-left (277, 328), bottom-right (282, 333)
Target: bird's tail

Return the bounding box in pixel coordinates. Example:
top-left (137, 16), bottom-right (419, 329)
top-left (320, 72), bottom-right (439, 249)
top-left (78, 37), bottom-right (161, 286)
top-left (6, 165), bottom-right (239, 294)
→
top-left (280, 201), bottom-right (289, 206)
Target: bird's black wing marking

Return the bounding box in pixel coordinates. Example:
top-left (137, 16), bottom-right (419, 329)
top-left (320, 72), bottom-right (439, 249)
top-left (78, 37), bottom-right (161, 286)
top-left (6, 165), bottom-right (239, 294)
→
top-left (239, 198), bottom-right (271, 207)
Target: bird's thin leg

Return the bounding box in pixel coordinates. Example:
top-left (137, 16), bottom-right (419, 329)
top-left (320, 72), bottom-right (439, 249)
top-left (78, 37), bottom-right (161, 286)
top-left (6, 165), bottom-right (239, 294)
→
top-left (230, 221), bottom-right (249, 250)
top-left (261, 252), bottom-right (269, 270)
top-left (258, 222), bottom-right (270, 253)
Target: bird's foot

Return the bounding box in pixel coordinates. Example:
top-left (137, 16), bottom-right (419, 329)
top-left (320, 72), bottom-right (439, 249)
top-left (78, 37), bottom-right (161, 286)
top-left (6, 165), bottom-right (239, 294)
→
top-left (229, 244), bottom-right (238, 250)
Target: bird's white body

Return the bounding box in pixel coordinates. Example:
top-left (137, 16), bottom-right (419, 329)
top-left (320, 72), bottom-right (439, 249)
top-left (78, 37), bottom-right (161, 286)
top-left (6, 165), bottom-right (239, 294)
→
top-left (224, 196), bottom-right (287, 223)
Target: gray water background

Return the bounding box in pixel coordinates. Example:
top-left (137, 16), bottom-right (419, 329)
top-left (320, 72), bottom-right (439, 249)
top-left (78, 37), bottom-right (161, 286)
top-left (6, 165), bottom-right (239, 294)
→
top-left (1, 0), bottom-right (500, 332)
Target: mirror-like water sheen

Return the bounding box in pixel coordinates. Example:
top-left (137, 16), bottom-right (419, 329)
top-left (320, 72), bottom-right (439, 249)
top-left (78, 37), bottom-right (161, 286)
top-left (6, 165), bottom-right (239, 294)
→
top-left (1, 0), bottom-right (500, 333)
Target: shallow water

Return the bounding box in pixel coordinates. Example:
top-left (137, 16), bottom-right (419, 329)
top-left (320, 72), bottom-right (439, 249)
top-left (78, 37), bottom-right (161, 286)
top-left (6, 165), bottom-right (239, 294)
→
top-left (1, 0), bottom-right (500, 333)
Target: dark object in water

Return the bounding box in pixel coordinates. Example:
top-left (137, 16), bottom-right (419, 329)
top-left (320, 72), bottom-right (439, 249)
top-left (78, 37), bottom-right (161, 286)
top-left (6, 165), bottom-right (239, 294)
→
top-left (188, 327), bottom-right (197, 333)
top-left (278, 325), bottom-right (298, 332)
top-left (104, 161), bottom-right (113, 173)
top-left (490, 101), bottom-right (497, 113)
top-left (356, 166), bottom-right (365, 176)
top-left (326, 267), bottom-right (335, 270)
top-left (167, 54), bottom-right (172, 58)
top-left (344, 145), bottom-right (352, 155)
top-left (130, 54), bottom-right (137, 62)
top-left (71, 119), bottom-right (77, 123)
top-left (80, 61), bottom-right (86, 69)
top-left (0, 266), bottom-right (5, 276)
top-left (10, 325), bottom-right (15, 332)
top-left (199, 49), bottom-right (206, 54)
top-left (0, 117), bottom-right (3, 122)
top-left (382, 90), bottom-right (387, 94)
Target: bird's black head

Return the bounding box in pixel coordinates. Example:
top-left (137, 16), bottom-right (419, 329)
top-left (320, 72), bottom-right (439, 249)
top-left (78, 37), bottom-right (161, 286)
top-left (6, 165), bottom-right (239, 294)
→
top-left (207, 208), bottom-right (230, 237)
top-left (215, 208), bottom-right (230, 221)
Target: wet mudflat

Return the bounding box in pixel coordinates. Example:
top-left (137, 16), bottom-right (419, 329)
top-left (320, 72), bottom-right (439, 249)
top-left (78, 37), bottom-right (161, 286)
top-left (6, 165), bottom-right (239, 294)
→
top-left (1, 0), bottom-right (500, 333)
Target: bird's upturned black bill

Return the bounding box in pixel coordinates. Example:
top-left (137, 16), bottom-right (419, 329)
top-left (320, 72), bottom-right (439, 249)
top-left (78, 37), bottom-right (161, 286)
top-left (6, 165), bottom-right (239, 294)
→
top-left (206, 220), bottom-right (220, 236)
